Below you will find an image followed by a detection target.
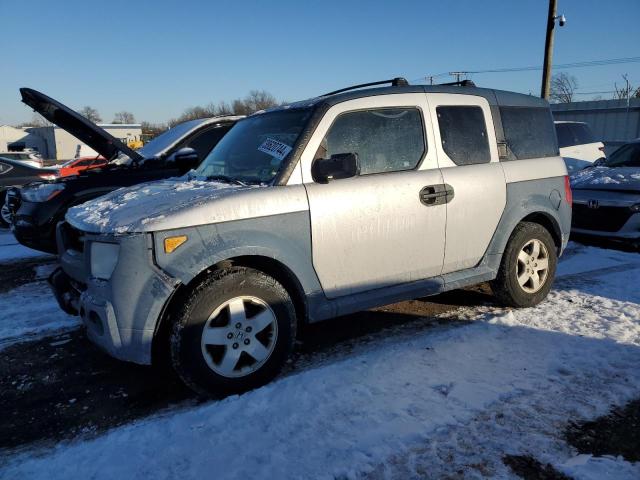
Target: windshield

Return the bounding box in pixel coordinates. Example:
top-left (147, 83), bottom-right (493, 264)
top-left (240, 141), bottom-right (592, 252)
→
top-left (604, 143), bottom-right (640, 168)
top-left (110, 118), bottom-right (208, 165)
top-left (195, 108), bottom-right (313, 184)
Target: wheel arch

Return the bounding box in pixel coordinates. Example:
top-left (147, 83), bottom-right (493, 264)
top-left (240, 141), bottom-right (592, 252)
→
top-left (151, 254), bottom-right (308, 366)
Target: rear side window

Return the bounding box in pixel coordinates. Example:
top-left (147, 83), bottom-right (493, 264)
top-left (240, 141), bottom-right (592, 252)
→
top-left (436, 106), bottom-right (490, 165)
top-left (500, 107), bottom-right (558, 160)
top-left (186, 126), bottom-right (231, 161)
top-left (318, 108), bottom-right (425, 175)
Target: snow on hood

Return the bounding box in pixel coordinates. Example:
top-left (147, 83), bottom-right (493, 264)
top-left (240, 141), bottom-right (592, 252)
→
top-left (66, 177), bottom-right (254, 234)
top-left (570, 166), bottom-right (640, 192)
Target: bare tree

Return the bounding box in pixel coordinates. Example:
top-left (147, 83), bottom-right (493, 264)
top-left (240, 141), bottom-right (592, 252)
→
top-left (232, 90), bottom-right (278, 115)
top-left (614, 74), bottom-right (640, 100)
top-left (112, 111), bottom-right (136, 124)
top-left (167, 90), bottom-right (280, 127)
top-left (17, 113), bottom-right (53, 128)
top-left (140, 121), bottom-right (168, 140)
top-left (550, 73), bottom-right (578, 103)
top-left (79, 106), bottom-right (102, 123)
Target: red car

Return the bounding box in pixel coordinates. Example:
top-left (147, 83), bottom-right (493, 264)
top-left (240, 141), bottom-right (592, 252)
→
top-left (58, 156), bottom-right (107, 177)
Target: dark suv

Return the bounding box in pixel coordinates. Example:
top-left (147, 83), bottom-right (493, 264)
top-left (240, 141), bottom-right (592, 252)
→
top-left (7, 88), bottom-right (240, 253)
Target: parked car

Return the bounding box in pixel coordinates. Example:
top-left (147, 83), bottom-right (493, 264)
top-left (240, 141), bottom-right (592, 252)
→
top-left (58, 156), bottom-right (108, 177)
top-left (49, 78), bottom-right (571, 396)
top-left (0, 157), bottom-right (57, 226)
top-left (555, 121), bottom-right (605, 172)
top-left (0, 151), bottom-right (44, 169)
top-left (7, 87), bottom-right (242, 253)
top-left (570, 139), bottom-right (640, 247)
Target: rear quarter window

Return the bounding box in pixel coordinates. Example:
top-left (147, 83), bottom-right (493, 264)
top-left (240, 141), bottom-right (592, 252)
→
top-left (500, 107), bottom-right (559, 160)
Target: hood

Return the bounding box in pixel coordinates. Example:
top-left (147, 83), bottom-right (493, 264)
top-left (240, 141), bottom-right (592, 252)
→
top-left (570, 166), bottom-right (640, 192)
top-left (20, 88), bottom-right (143, 162)
top-left (66, 176), bottom-right (253, 233)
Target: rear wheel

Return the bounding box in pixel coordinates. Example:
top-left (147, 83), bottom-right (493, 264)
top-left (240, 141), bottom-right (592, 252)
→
top-left (170, 266), bottom-right (296, 397)
top-left (491, 222), bottom-right (557, 308)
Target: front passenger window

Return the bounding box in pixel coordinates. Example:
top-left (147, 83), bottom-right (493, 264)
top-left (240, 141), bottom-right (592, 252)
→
top-left (315, 108), bottom-right (425, 175)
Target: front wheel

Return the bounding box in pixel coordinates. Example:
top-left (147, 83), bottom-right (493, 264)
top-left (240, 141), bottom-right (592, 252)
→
top-left (170, 266), bottom-right (296, 397)
top-left (0, 192), bottom-right (11, 227)
top-left (491, 222), bottom-right (557, 308)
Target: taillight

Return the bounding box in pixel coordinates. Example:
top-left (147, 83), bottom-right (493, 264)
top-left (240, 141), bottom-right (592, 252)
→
top-left (564, 175), bottom-right (572, 206)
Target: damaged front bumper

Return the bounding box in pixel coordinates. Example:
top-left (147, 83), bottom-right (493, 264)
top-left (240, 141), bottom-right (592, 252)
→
top-left (53, 222), bottom-right (178, 364)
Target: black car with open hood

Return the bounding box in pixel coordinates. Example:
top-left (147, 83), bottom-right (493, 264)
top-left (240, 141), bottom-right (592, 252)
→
top-left (7, 88), bottom-right (241, 253)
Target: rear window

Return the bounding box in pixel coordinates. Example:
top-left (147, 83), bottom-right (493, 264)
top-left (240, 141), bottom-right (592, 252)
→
top-left (555, 123), bottom-right (573, 148)
top-left (436, 106), bottom-right (490, 165)
top-left (570, 123), bottom-right (595, 145)
top-left (500, 107), bottom-right (558, 160)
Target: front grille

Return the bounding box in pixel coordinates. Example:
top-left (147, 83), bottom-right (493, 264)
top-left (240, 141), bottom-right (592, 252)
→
top-left (60, 222), bottom-right (85, 253)
top-left (572, 203), bottom-right (634, 232)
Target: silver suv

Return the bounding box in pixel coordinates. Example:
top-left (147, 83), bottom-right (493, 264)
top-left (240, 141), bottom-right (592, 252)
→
top-left (51, 79), bottom-right (571, 396)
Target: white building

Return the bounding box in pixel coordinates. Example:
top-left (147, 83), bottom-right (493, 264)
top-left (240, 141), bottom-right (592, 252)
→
top-left (0, 123), bottom-right (142, 160)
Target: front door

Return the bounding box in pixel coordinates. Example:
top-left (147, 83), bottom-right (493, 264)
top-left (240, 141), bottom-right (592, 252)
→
top-left (300, 94), bottom-right (447, 298)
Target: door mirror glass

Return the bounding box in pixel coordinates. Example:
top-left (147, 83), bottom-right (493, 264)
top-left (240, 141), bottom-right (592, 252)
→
top-left (311, 153), bottom-right (360, 183)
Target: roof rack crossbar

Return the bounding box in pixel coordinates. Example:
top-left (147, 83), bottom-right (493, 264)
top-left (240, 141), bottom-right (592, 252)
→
top-left (437, 79), bottom-right (476, 87)
top-left (322, 77), bottom-right (409, 97)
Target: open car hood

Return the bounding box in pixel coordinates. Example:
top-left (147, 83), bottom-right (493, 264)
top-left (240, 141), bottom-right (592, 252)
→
top-left (20, 88), bottom-right (143, 162)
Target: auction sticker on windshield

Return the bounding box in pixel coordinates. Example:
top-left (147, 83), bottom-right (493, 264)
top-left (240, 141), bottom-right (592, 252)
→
top-left (258, 138), bottom-right (293, 161)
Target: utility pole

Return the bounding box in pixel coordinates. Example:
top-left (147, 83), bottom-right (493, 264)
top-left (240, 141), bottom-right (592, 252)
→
top-left (426, 76), bottom-right (435, 85)
top-left (541, 0), bottom-right (565, 99)
top-left (449, 72), bottom-right (468, 83)
top-left (540, 0), bottom-right (557, 99)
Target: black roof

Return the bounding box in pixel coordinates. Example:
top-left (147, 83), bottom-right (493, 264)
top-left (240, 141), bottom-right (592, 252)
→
top-left (260, 83), bottom-right (549, 116)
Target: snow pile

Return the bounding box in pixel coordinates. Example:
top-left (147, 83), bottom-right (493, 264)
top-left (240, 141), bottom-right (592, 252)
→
top-left (2, 244), bottom-right (639, 479)
top-left (0, 230), bottom-right (52, 262)
top-left (66, 178), bottom-right (243, 234)
top-left (0, 281), bottom-right (79, 350)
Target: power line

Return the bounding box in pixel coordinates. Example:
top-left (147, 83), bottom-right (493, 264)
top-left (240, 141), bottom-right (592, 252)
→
top-left (466, 56), bottom-right (640, 75)
top-left (417, 56), bottom-right (640, 83)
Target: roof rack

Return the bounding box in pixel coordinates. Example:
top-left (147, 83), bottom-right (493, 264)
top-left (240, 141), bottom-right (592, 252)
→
top-left (322, 77), bottom-right (410, 97)
top-left (437, 79), bottom-right (476, 87)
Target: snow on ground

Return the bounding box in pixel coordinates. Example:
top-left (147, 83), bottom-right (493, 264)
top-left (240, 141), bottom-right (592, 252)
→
top-left (1, 243), bottom-right (639, 479)
top-left (0, 280), bottom-right (79, 350)
top-left (0, 229), bottom-right (52, 262)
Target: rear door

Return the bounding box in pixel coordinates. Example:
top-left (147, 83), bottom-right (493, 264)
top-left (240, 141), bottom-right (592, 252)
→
top-left (300, 94), bottom-right (446, 298)
top-left (425, 93), bottom-right (506, 274)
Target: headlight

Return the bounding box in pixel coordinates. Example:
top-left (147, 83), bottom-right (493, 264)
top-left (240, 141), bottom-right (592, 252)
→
top-left (21, 183), bottom-right (65, 202)
top-left (630, 204), bottom-right (640, 213)
top-left (90, 242), bottom-right (120, 280)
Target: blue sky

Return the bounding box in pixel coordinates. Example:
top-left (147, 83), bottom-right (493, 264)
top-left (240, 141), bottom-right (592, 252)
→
top-left (1, 0), bottom-right (639, 125)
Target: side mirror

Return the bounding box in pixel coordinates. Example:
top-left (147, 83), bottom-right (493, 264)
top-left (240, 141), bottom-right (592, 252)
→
top-left (173, 147), bottom-right (200, 172)
top-left (311, 153), bottom-right (359, 184)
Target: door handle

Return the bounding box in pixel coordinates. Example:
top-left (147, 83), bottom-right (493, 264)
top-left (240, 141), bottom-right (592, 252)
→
top-left (419, 184), bottom-right (454, 206)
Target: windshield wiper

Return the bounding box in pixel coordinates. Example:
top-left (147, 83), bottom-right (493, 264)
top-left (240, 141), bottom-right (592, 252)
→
top-left (205, 175), bottom-right (249, 186)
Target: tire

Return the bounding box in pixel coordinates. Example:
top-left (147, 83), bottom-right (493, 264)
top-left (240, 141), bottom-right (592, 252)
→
top-left (491, 222), bottom-right (557, 308)
top-left (0, 192), bottom-right (10, 227)
top-left (170, 266), bottom-right (297, 397)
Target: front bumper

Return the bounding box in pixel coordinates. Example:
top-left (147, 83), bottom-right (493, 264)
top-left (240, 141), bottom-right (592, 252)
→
top-left (55, 223), bottom-right (178, 364)
top-left (10, 196), bottom-right (59, 253)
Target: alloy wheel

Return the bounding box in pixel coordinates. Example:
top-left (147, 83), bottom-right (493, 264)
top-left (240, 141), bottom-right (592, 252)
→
top-left (516, 238), bottom-right (550, 294)
top-left (200, 296), bottom-right (278, 378)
